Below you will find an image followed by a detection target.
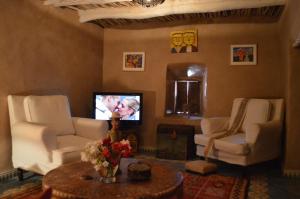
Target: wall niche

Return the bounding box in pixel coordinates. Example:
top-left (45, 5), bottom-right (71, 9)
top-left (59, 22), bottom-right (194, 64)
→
top-left (165, 63), bottom-right (207, 118)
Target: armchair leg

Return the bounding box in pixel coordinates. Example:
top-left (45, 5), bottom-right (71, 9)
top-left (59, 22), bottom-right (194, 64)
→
top-left (17, 168), bottom-right (24, 181)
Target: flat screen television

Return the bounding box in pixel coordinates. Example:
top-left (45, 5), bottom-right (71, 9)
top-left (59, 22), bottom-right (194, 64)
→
top-left (93, 92), bottom-right (143, 127)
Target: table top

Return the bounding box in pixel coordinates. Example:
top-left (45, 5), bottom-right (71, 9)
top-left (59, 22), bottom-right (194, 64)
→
top-left (43, 158), bottom-right (183, 199)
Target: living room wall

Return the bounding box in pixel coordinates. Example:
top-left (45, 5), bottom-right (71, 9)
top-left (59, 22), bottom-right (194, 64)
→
top-left (0, 0), bottom-right (103, 172)
top-left (280, 0), bottom-right (300, 174)
top-left (102, 23), bottom-right (285, 149)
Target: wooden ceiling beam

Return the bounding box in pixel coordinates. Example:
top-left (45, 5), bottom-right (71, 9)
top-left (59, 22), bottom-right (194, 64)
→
top-left (44, 0), bottom-right (131, 7)
top-left (78, 0), bottom-right (286, 22)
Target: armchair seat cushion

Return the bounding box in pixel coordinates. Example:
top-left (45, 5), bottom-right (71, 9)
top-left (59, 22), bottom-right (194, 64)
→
top-left (57, 135), bottom-right (91, 149)
top-left (214, 133), bottom-right (249, 155)
top-left (53, 135), bottom-right (92, 165)
top-left (52, 147), bottom-right (82, 165)
top-left (194, 131), bottom-right (227, 146)
top-left (195, 132), bottom-right (249, 155)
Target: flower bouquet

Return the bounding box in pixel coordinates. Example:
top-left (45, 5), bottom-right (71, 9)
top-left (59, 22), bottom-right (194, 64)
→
top-left (81, 137), bottom-right (132, 183)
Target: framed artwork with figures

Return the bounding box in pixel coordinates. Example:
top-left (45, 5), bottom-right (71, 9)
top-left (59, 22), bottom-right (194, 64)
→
top-left (230, 44), bottom-right (257, 65)
top-left (123, 52), bottom-right (145, 71)
top-left (170, 29), bottom-right (198, 53)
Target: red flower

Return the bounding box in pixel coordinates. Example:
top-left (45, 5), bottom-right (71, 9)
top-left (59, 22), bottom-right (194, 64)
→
top-left (122, 150), bottom-right (131, 158)
top-left (120, 144), bottom-right (128, 151)
top-left (102, 137), bottom-right (111, 146)
top-left (110, 158), bottom-right (119, 167)
top-left (84, 138), bottom-right (132, 169)
top-left (102, 147), bottom-right (110, 158)
top-left (112, 142), bottom-right (121, 152)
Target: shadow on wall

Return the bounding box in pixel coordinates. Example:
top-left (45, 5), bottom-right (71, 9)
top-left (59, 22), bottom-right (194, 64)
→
top-left (8, 88), bottom-right (95, 117)
top-left (9, 89), bottom-right (69, 96)
top-left (27, 0), bottom-right (102, 40)
top-left (0, 0), bottom-right (103, 173)
top-left (102, 79), bottom-right (157, 149)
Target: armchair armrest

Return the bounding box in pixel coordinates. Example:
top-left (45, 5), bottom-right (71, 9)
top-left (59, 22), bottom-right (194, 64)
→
top-left (72, 117), bottom-right (108, 140)
top-left (11, 122), bottom-right (57, 162)
top-left (245, 121), bottom-right (282, 160)
top-left (201, 117), bottom-right (229, 135)
top-left (245, 120), bottom-right (281, 145)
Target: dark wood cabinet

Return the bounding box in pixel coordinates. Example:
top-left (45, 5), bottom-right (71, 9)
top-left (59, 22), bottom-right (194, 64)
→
top-left (156, 124), bottom-right (195, 160)
top-left (121, 128), bottom-right (138, 153)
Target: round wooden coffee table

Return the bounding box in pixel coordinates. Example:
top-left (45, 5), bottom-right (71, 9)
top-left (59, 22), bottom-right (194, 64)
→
top-left (43, 158), bottom-right (183, 199)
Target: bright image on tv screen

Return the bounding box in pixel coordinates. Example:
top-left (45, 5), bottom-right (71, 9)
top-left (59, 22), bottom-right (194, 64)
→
top-left (95, 95), bottom-right (140, 121)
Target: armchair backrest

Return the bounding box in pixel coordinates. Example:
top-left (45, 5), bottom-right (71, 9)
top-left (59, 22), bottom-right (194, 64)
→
top-left (8, 95), bottom-right (27, 127)
top-left (8, 95), bottom-right (75, 136)
top-left (269, 99), bottom-right (284, 122)
top-left (241, 99), bottom-right (272, 132)
top-left (229, 98), bottom-right (284, 133)
top-left (24, 95), bottom-right (75, 136)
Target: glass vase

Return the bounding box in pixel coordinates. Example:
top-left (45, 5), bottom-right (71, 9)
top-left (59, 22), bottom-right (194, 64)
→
top-left (98, 165), bottom-right (118, 184)
top-left (101, 175), bottom-right (116, 183)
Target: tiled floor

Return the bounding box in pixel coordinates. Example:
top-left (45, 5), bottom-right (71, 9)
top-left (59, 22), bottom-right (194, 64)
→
top-left (1, 156), bottom-right (300, 198)
top-left (216, 159), bottom-right (300, 199)
top-left (267, 170), bottom-right (300, 199)
top-left (0, 172), bottom-right (42, 194)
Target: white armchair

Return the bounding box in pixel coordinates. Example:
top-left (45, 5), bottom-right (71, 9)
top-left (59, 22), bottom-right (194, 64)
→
top-left (195, 98), bottom-right (284, 166)
top-left (8, 95), bottom-right (108, 175)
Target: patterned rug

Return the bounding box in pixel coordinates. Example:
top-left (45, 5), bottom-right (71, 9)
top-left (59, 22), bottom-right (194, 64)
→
top-left (247, 175), bottom-right (269, 199)
top-left (0, 173), bottom-right (249, 199)
top-left (182, 173), bottom-right (248, 199)
top-left (0, 181), bottom-right (42, 199)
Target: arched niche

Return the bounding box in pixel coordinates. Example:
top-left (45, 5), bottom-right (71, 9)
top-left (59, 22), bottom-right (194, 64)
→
top-left (165, 63), bottom-right (207, 117)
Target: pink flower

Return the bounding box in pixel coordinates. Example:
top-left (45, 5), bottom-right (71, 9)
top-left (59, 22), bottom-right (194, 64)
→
top-left (120, 139), bottom-right (130, 145)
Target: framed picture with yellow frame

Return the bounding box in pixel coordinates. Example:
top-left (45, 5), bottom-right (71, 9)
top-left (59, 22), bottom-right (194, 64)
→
top-left (170, 29), bottom-right (198, 53)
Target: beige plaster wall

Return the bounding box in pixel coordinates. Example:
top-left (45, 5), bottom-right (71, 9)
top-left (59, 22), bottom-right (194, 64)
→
top-left (280, 0), bottom-right (300, 171)
top-left (0, 0), bottom-right (103, 172)
top-left (103, 24), bottom-right (285, 148)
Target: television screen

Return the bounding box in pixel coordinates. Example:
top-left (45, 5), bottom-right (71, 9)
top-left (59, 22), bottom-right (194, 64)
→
top-left (93, 92), bottom-right (142, 125)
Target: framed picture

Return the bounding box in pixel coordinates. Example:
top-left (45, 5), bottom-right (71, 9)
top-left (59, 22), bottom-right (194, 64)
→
top-left (123, 52), bottom-right (145, 71)
top-left (170, 29), bottom-right (198, 53)
top-left (230, 44), bottom-right (257, 65)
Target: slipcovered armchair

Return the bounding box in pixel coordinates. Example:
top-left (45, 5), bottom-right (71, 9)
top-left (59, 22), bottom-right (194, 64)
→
top-left (8, 95), bottom-right (108, 176)
top-left (195, 98), bottom-right (284, 166)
